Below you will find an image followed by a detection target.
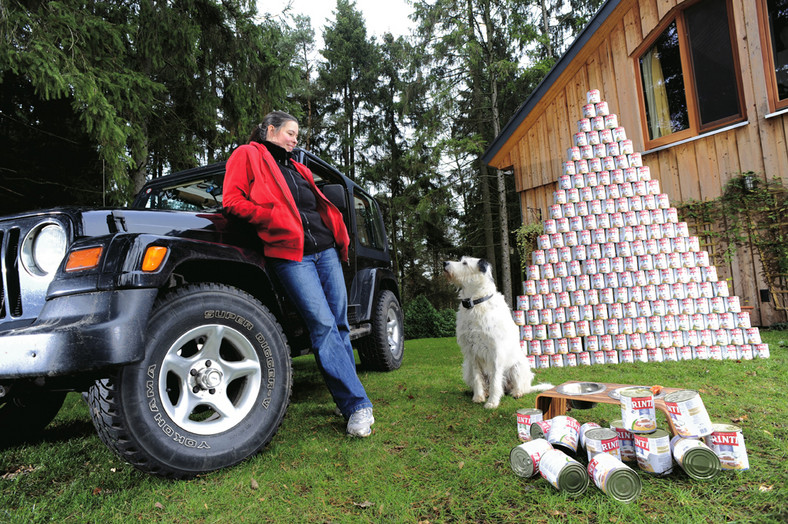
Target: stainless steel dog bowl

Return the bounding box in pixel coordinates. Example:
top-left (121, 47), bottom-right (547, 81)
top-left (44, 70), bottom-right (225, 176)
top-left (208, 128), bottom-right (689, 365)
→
top-left (555, 382), bottom-right (606, 396)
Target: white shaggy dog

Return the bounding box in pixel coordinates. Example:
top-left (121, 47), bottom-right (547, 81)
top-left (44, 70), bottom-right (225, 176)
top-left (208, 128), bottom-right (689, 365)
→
top-left (444, 256), bottom-right (552, 408)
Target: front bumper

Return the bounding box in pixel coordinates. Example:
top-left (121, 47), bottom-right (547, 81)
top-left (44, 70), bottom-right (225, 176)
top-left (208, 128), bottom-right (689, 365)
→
top-left (0, 288), bottom-right (158, 379)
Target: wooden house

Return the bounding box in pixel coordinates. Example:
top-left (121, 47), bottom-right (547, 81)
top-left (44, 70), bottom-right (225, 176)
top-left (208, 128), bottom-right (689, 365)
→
top-left (482, 0), bottom-right (788, 326)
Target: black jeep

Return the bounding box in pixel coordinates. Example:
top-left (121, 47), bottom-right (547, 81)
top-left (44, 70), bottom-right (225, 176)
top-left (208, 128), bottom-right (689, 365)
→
top-left (0, 148), bottom-right (404, 478)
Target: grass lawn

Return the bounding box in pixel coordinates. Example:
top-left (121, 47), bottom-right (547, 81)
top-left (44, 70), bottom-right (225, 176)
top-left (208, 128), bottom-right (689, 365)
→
top-left (1, 332), bottom-right (787, 523)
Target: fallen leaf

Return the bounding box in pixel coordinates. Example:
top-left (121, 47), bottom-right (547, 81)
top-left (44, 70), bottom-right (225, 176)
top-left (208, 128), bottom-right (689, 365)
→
top-left (353, 500), bottom-right (374, 509)
top-left (92, 487), bottom-right (102, 495)
top-left (731, 415), bottom-right (748, 423)
top-left (154, 502), bottom-right (165, 510)
top-left (250, 478), bottom-right (259, 490)
top-left (458, 461), bottom-right (464, 470)
top-left (759, 485), bottom-right (773, 492)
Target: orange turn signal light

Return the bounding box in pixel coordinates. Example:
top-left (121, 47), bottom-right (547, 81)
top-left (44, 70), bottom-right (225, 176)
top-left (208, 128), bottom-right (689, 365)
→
top-left (142, 246), bottom-right (168, 272)
top-left (65, 247), bottom-right (103, 272)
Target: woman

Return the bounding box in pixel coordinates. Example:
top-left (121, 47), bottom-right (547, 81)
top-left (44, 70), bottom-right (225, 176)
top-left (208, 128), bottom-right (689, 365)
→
top-left (223, 111), bottom-right (374, 437)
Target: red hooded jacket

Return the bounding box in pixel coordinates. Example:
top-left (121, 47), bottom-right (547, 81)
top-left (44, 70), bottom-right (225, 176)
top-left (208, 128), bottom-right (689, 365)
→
top-left (223, 142), bottom-right (350, 262)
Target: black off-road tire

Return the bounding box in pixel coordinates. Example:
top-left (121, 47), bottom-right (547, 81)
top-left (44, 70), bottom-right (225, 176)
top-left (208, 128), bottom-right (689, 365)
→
top-left (358, 290), bottom-right (404, 371)
top-left (86, 283), bottom-right (292, 479)
top-left (0, 387), bottom-right (66, 446)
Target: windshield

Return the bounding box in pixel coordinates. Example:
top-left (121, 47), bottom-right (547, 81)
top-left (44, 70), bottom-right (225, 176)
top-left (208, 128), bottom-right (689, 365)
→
top-left (137, 175), bottom-right (223, 212)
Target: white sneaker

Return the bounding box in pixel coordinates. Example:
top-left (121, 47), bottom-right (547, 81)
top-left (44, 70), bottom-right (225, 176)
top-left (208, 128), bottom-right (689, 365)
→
top-left (346, 407), bottom-right (374, 437)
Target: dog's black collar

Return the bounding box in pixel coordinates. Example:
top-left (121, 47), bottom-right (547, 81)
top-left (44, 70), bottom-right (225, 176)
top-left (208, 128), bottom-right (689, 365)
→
top-left (461, 295), bottom-right (493, 309)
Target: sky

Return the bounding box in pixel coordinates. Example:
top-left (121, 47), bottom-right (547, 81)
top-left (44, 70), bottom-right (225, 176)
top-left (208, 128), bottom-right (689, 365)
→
top-left (259, 0), bottom-right (416, 40)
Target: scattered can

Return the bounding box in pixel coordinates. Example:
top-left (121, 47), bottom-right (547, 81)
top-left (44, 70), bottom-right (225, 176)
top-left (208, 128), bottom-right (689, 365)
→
top-left (538, 448), bottom-right (590, 496)
top-left (672, 437), bottom-right (721, 480)
top-left (610, 420), bottom-right (637, 462)
top-left (530, 419), bottom-right (553, 440)
top-left (665, 390), bottom-right (714, 438)
top-left (510, 438), bottom-right (554, 478)
top-left (705, 423), bottom-right (749, 471)
top-left (619, 387), bottom-right (657, 433)
top-left (578, 422), bottom-right (602, 450)
top-left (584, 427), bottom-right (621, 462)
top-left (634, 428), bottom-right (673, 476)
top-left (546, 415), bottom-right (581, 453)
top-left (587, 452), bottom-right (642, 504)
top-left (516, 408), bottom-right (543, 441)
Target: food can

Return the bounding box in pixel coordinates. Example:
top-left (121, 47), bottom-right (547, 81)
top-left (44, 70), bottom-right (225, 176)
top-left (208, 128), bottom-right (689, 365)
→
top-left (596, 100), bottom-right (610, 116)
top-left (609, 420), bottom-right (636, 461)
top-left (588, 130), bottom-right (601, 145)
top-left (579, 422), bottom-right (602, 450)
top-left (539, 448), bottom-right (590, 496)
top-left (672, 437), bottom-right (721, 480)
top-left (619, 387), bottom-right (657, 434)
top-left (578, 351), bottom-right (592, 365)
top-left (587, 89), bottom-right (601, 104)
top-left (665, 390), bottom-right (714, 438)
top-left (510, 438), bottom-right (554, 477)
top-left (634, 428), bottom-right (673, 476)
top-left (591, 115), bottom-right (605, 131)
top-left (705, 423), bottom-right (749, 471)
top-left (584, 427), bottom-right (621, 461)
top-left (530, 419), bottom-right (553, 440)
top-left (512, 310), bottom-right (525, 326)
top-left (587, 452), bottom-right (642, 504)
top-left (520, 325), bottom-right (533, 341)
top-left (528, 340), bottom-right (541, 355)
top-left (582, 103), bottom-right (597, 118)
top-left (516, 408), bottom-right (544, 441)
top-left (546, 415), bottom-right (581, 454)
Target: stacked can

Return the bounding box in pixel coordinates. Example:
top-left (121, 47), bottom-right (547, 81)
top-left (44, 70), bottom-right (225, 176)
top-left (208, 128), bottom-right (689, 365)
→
top-left (518, 88), bottom-right (770, 368)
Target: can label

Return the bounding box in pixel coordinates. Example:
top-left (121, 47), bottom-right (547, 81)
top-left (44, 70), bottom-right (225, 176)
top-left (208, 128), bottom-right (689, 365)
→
top-left (706, 424), bottom-right (749, 470)
top-left (610, 422), bottom-right (636, 461)
top-left (510, 438), bottom-right (553, 477)
top-left (516, 408), bottom-right (543, 441)
top-left (665, 390), bottom-right (714, 437)
top-left (634, 431), bottom-right (673, 475)
top-left (620, 388), bottom-right (657, 433)
top-left (539, 449), bottom-right (585, 493)
top-left (584, 427), bottom-right (621, 462)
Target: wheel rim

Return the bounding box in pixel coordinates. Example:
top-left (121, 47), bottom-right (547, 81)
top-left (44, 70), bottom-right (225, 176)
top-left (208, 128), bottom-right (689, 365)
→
top-left (385, 307), bottom-right (403, 359)
top-left (158, 324), bottom-right (262, 435)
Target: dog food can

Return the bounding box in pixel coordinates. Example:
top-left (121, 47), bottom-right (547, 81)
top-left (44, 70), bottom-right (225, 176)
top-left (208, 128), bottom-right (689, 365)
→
top-left (584, 427), bottom-right (621, 461)
top-left (587, 89), bottom-right (601, 104)
top-left (539, 449), bottom-right (590, 496)
top-left (510, 438), bottom-right (554, 477)
top-left (665, 390), bottom-right (713, 438)
top-left (547, 415), bottom-right (581, 453)
top-left (528, 340), bottom-right (542, 355)
top-left (512, 310), bottom-right (525, 326)
top-left (530, 419), bottom-right (553, 440)
top-left (613, 125), bottom-right (626, 141)
top-left (754, 343), bottom-right (770, 358)
top-left (672, 437), bottom-right (721, 480)
top-left (520, 325), bottom-right (533, 341)
top-left (705, 423), bottom-right (749, 471)
top-left (634, 429), bottom-right (673, 476)
top-left (610, 420), bottom-right (636, 462)
top-left (619, 387), bottom-right (657, 433)
top-left (516, 408), bottom-right (544, 441)
top-left (578, 422), bottom-right (602, 450)
top-left (600, 128), bottom-right (614, 144)
top-left (587, 452), bottom-right (642, 504)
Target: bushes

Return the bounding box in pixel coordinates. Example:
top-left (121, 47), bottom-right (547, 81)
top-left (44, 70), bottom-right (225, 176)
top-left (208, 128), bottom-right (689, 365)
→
top-left (404, 295), bottom-right (456, 340)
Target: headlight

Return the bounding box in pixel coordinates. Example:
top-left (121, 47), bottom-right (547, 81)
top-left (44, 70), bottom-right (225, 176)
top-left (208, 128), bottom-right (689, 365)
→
top-left (21, 223), bottom-right (68, 277)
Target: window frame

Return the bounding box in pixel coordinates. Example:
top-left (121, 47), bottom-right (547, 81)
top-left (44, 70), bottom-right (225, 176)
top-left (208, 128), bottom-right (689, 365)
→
top-left (757, 0), bottom-right (788, 112)
top-left (634, 0), bottom-right (745, 150)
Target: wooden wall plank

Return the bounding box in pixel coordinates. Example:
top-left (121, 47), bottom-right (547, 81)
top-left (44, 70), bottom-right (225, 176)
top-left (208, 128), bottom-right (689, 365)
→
top-left (623, 4), bottom-right (643, 55)
top-left (694, 136), bottom-right (722, 200)
top-left (639, 0), bottom-right (660, 39)
top-left (609, 22), bottom-right (642, 147)
top-left (656, 0), bottom-right (676, 20)
top-left (674, 142), bottom-right (701, 202)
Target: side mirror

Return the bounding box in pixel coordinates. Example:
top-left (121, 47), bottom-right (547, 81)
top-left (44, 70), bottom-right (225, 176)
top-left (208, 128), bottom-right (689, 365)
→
top-left (322, 184), bottom-right (347, 214)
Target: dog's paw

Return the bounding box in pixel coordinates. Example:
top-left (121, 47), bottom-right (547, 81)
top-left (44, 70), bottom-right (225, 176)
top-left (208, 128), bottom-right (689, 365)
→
top-left (484, 400), bottom-right (500, 409)
top-left (472, 394), bottom-right (486, 403)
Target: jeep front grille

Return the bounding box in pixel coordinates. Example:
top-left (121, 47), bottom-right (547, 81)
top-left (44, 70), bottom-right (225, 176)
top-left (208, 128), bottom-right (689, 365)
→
top-left (0, 227), bottom-right (23, 318)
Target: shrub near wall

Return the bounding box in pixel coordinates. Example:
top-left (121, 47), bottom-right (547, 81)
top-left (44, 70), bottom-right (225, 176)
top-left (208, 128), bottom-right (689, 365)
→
top-left (405, 295), bottom-right (457, 339)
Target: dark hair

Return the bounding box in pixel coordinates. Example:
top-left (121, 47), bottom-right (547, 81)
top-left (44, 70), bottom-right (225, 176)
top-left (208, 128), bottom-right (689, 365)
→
top-left (249, 111), bottom-right (298, 143)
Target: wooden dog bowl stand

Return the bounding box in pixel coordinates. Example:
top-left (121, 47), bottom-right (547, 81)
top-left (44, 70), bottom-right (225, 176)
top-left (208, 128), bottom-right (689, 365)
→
top-left (535, 380), bottom-right (682, 435)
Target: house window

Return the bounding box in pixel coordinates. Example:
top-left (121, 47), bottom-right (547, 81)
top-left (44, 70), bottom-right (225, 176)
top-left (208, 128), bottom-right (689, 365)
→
top-left (764, 0), bottom-right (788, 106)
top-left (638, 0), bottom-right (743, 146)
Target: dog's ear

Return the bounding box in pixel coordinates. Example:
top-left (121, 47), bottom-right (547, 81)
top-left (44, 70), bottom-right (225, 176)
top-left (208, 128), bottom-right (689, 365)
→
top-left (477, 258), bottom-right (490, 275)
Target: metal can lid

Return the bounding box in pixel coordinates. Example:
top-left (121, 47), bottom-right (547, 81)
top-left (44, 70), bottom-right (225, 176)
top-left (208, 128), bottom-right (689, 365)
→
top-left (664, 389), bottom-right (699, 403)
top-left (682, 445), bottom-right (721, 480)
top-left (619, 387), bottom-right (652, 398)
top-left (585, 427), bottom-right (618, 441)
top-left (557, 460), bottom-right (590, 496)
top-left (710, 423), bottom-right (741, 433)
top-left (609, 419), bottom-right (624, 430)
top-left (510, 445), bottom-right (536, 478)
top-left (605, 466), bottom-right (642, 503)
top-left (516, 408), bottom-right (543, 416)
top-left (530, 422), bottom-right (547, 440)
top-left (636, 428), bottom-right (670, 440)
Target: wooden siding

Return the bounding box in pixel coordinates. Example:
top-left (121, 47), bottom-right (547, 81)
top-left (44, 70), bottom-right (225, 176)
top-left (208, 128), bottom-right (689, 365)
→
top-left (493, 0), bottom-right (788, 325)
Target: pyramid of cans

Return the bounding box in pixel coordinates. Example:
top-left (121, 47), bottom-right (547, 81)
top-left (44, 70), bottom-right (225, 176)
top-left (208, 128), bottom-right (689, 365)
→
top-left (513, 88), bottom-right (771, 368)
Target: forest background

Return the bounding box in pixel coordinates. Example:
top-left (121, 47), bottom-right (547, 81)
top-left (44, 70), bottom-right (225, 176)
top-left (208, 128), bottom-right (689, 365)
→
top-left (0, 0), bottom-right (604, 326)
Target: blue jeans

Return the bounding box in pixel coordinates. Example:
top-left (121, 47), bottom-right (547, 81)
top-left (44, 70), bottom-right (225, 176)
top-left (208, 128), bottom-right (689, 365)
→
top-left (267, 248), bottom-right (372, 417)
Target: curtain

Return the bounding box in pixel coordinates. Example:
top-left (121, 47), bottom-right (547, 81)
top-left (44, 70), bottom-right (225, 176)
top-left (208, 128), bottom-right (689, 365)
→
top-left (641, 48), bottom-right (671, 139)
